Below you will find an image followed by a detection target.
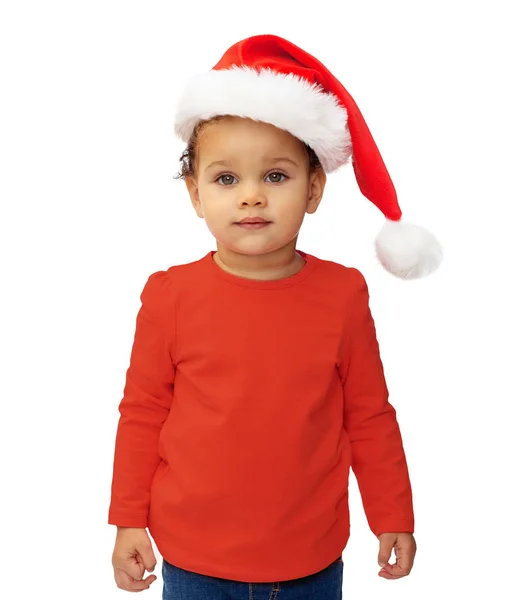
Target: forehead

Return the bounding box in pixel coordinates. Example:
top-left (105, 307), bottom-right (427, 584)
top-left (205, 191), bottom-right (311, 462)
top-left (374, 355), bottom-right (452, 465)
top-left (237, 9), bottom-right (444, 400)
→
top-left (197, 116), bottom-right (305, 156)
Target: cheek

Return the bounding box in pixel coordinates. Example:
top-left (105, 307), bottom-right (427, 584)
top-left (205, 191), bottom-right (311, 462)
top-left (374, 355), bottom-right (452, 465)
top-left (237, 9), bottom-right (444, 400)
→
top-left (197, 190), bottom-right (229, 221)
top-left (282, 207), bottom-right (307, 229)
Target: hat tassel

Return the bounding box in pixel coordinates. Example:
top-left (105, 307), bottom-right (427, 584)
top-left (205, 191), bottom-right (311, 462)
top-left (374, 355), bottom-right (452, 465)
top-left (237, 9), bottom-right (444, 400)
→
top-left (374, 219), bottom-right (443, 280)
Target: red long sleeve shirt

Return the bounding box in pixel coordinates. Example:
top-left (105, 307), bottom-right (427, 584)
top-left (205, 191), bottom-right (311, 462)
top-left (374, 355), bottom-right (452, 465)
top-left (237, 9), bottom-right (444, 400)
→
top-left (108, 249), bottom-right (414, 583)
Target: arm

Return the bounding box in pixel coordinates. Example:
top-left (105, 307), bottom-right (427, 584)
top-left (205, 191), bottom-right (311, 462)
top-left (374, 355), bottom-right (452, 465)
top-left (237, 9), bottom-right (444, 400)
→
top-left (108, 270), bottom-right (176, 528)
top-left (338, 268), bottom-right (414, 538)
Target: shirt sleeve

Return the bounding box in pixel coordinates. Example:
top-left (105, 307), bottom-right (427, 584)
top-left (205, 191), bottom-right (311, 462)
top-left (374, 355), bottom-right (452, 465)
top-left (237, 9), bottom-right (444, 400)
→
top-left (338, 267), bottom-right (414, 538)
top-left (108, 270), bottom-right (176, 528)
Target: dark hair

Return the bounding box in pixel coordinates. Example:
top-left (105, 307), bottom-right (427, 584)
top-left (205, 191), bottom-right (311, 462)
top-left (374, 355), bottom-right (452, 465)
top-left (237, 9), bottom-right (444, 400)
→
top-left (173, 115), bottom-right (322, 180)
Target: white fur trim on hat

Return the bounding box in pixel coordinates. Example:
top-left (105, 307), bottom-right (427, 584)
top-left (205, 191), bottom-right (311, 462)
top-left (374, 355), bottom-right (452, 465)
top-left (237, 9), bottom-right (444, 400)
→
top-left (173, 66), bottom-right (351, 173)
top-left (375, 219), bottom-right (444, 279)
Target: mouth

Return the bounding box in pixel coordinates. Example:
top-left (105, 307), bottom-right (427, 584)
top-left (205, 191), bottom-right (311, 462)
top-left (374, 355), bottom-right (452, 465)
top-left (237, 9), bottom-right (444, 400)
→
top-left (235, 221), bottom-right (271, 229)
top-left (235, 217), bottom-right (271, 229)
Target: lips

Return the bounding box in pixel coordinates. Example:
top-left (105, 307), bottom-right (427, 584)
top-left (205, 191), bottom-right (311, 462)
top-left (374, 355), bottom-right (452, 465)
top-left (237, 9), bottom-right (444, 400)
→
top-left (236, 217), bottom-right (271, 224)
top-left (235, 220), bottom-right (271, 230)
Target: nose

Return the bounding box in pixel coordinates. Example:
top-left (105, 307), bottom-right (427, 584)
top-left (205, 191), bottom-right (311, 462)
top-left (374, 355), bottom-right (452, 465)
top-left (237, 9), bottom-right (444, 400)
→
top-left (237, 184), bottom-right (267, 208)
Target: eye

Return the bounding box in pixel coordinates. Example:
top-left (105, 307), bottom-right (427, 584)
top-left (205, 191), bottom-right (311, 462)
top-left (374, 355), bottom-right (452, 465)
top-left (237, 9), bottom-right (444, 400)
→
top-left (266, 172), bottom-right (288, 183)
top-left (216, 174), bottom-right (238, 186)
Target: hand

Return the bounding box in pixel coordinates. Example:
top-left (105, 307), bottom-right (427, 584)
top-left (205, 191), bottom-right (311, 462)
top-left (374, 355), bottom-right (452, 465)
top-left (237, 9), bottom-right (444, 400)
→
top-left (112, 527), bottom-right (158, 592)
top-left (377, 532), bottom-right (416, 579)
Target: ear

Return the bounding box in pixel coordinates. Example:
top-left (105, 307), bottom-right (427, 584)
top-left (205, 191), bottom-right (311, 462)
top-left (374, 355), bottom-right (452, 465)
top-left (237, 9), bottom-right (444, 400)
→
top-left (185, 176), bottom-right (204, 218)
top-left (306, 168), bottom-right (326, 215)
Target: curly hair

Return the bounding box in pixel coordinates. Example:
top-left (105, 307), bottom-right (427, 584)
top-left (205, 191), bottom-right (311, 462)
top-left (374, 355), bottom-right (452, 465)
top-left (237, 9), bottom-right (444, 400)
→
top-left (173, 116), bottom-right (322, 180)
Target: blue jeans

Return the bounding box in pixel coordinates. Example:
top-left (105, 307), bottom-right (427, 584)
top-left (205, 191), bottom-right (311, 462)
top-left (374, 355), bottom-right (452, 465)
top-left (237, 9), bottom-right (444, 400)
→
top-left (161, 555), bottom-right (343, 599)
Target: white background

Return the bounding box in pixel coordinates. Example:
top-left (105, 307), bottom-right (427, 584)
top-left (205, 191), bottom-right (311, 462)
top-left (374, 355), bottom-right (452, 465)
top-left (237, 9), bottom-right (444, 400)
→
top-left (2, 1), bottom-right (528, 598)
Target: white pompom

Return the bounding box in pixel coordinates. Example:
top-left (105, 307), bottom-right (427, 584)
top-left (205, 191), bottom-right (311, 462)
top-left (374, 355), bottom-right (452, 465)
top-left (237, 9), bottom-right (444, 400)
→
top-left (374, 219), bottom-right (443, 280)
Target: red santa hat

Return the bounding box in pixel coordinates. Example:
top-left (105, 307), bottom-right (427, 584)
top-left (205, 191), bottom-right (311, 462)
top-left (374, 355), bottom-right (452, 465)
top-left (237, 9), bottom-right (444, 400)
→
top-left (173, 34), bottom-right (443, 279)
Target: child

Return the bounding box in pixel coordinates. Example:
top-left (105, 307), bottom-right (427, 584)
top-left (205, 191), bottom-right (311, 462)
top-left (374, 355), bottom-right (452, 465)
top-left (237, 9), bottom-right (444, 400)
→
top-left (108, 34), bottom-right (442, 598)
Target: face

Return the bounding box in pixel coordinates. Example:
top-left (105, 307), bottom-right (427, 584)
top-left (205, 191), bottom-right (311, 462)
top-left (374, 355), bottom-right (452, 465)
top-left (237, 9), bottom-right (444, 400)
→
top-left (185, 116), bottom-right (326, 258)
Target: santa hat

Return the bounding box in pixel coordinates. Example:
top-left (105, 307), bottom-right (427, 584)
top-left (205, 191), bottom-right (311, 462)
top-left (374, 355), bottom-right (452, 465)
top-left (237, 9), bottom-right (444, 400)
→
top-left (173, 34), bottom-right (443, 279)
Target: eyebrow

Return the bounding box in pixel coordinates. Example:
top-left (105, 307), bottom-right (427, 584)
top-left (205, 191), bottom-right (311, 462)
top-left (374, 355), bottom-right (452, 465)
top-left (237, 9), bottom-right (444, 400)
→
top-left (204, 157), bottom-right (299, 172)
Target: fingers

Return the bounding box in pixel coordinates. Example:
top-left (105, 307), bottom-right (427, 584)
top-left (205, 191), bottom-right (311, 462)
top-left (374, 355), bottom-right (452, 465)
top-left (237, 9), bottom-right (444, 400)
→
top-left (137, 539), bottom-right (158, 573)
top-left (113, 544), bottom-right (158, 591)
top-left (377, 532), bottom-right (397, 568)
top-left (378, 561), bottom-right (410, 579)
top-left (114, 568), bottom-right (157, 592)
top-left (377, 532), bottom-right (416, 580)
top-left (112, 528), bottom-right (159, 591)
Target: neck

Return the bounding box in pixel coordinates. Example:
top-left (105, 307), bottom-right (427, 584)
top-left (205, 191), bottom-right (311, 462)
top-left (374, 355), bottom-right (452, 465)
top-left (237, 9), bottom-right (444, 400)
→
top-left (213, 243), bottom-right (305, 281)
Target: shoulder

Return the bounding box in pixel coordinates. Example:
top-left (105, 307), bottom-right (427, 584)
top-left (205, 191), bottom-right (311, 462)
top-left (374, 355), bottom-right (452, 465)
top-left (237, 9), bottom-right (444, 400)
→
top-left (143, 253), bottom-right (203, 289)
top-left (309, 252), bottom-right (368, 294)
top-left (142, 269), bottom-right (173, 295)
top-left (346, 266), bottom-right (369, 293)
top-left (138, 269), bottom-right (175, 317)
top-left (165, 253), bottom-right (208, 284)
top-left (142, 254), bottom-right (206, 302)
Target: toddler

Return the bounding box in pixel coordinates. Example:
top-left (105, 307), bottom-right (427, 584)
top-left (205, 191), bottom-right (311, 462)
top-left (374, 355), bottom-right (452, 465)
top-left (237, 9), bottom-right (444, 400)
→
top-left (108, 34), bottom-right (442, 599)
